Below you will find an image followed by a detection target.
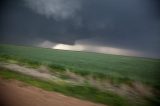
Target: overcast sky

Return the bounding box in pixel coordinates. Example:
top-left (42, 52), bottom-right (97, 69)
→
top-left (0, 0), bottom-right (160, 58)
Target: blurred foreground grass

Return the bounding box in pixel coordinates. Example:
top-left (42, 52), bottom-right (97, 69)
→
top-left (0, 67), bottom-right (128, 106)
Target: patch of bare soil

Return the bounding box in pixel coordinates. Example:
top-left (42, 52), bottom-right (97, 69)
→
top-left (0, 78), bottom-right (105, 106)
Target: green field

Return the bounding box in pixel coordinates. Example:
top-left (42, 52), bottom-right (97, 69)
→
top-left (0, 44), bottom-right (160, 106)
top-left (0, 44), bottom-right (159, 86)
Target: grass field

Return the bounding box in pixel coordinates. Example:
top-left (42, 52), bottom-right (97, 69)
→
top-left (0, 44), bottom-right (159, 86)
top-left (0, 44), bottom-right (160, 106)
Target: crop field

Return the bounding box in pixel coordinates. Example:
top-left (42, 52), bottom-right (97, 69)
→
top-left (0, 44), bottom-right (160, 106)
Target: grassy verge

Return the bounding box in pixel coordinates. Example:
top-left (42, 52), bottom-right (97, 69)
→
top-left (0, 67), bottom-right (128, 106)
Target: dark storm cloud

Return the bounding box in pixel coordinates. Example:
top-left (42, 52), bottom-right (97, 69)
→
top-left (0, 0), bottom-right (160, 58)
top-left (24, 0), bottom-right (82, 20)
top-left (0, 0), bottom-right (85, 44)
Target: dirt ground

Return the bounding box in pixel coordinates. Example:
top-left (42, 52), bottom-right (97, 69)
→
top-left (0, 78), bottom-right (105, 106)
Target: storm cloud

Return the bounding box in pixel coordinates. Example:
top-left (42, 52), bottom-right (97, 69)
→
top-left (0, 0), bottom-right (160, 58)
top-left (24, 0), bottom-right (81, 20)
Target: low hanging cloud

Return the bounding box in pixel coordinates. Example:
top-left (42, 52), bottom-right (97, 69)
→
top-left (24, 0), bottom-right (81, 20)
top-left (36, 40), bottom-right (57, 48)
top-left (52, 43), bottom-right (143, 57)
top-left (37, 40), bottom-right (143, 57)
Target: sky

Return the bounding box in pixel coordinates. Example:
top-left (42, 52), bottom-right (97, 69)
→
top-left (0, 0), bottom-right (160, 58)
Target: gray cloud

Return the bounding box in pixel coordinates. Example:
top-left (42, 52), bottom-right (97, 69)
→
top-left (36, 40), bottom-right (57, 48)
top-left (24, 0), bottom-right (81, 20)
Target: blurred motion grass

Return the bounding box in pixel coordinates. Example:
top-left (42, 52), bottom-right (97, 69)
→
top-left (0, 67), bottom-right (128, 106)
